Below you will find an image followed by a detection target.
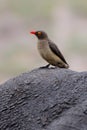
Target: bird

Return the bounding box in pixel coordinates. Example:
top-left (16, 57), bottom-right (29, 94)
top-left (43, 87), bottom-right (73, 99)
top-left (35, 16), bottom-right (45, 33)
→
top-left (30, 30), bottom-right (69, 69)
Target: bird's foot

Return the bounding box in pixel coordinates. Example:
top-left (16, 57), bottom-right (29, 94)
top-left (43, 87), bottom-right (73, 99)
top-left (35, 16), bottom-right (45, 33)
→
top-left (39, 64), bottom-right (50, 69)
top-left (50, 66), bottom-right (58, 69)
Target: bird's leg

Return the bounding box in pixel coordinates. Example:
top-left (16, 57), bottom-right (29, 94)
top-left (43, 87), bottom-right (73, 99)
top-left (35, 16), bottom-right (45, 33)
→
top-left (39, 64), bottom-right (50, 69)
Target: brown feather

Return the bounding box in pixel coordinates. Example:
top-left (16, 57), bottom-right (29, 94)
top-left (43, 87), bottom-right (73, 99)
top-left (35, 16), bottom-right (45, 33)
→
top-left (48, 40), bottom-right (68, 65)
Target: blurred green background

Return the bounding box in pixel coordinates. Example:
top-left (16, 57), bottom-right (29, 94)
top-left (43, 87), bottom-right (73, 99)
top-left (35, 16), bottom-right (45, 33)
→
top-left (0, 0), bottom-right (87, 83)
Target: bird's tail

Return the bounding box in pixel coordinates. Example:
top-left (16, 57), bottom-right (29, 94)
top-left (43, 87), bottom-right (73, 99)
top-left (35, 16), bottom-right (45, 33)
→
top-left (65, 64), bottom-right (69, 69)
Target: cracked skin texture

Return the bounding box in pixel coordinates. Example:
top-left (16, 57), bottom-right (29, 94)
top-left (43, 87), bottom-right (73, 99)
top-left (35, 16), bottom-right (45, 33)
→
top-left (0, 68), bottom-right (87, 130)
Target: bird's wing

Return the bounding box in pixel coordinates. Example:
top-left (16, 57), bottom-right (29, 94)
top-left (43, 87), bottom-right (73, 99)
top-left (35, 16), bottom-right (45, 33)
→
top-left (48, 40), bottom-right (68, 65)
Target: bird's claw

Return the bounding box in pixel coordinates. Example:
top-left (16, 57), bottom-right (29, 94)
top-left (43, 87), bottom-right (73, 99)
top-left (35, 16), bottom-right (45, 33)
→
top-left (39, 64), bottom-right (50, 69)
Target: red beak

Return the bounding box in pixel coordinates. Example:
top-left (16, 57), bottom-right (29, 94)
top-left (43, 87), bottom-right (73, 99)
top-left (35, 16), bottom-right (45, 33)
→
top-left (30, 31), bottom-right (36, 34)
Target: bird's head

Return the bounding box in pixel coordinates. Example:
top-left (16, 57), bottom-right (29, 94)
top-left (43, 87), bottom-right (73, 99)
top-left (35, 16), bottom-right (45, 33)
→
top-left (30, 30), bottom-right (48, 40)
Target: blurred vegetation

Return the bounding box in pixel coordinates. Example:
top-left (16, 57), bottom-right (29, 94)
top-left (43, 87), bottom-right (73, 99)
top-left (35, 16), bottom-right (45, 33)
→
top-left (0, 0), bottom-right (87, 16)
top-left (8, 0), bottom-right (87, 17)
top-left (9, 0), bottom-right (57, 17)
top-left (70, 0), bottom-right (87, 15)
top-left (68, 36), bottom-right (87, 54)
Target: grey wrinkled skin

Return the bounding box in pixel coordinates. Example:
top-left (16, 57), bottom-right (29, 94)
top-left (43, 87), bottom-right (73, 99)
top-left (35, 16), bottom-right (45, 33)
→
top-left (0, 68), bottom-right (87, 130)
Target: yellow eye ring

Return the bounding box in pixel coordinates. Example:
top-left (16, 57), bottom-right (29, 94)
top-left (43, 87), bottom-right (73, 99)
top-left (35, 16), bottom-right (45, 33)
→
top-left (38, 32), bottom-right (41, 35)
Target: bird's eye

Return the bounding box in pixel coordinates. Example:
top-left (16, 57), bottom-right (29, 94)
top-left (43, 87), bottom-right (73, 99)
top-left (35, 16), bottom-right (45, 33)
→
top-left (38, 32), bottom-right (41, 35)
